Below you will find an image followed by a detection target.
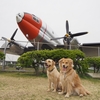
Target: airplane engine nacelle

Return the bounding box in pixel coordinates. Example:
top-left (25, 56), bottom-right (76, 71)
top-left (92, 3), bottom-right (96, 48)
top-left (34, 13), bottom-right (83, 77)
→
top-left (16, 12), bottom-right (42, 41)
top-left (10, 44), bottom-right (24, 55)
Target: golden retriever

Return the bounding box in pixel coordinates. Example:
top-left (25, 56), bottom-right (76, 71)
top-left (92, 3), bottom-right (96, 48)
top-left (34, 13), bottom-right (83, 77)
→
top-left (58, 58), bottom-right (90, 97)
top-left (44, 59), bottom-right (61, 92)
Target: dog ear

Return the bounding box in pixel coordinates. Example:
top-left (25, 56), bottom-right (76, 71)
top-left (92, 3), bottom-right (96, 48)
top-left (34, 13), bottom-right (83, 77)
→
top-left (68, 58), bottom-right (73, 67)
top-left (59, 58), bottom-right (65, 63)
top-left (52, 60), bottom-right (55, 66)
top-left (58, 58), bottom-right (65, 71)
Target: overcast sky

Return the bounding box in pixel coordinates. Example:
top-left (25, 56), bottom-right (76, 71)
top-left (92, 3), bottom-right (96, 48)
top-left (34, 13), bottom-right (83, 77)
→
top-left (0, 0), bottom-right (100, 60)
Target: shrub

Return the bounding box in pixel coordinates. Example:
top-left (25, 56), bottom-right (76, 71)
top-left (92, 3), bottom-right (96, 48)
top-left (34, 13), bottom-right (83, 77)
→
top-left (17, 49), bottom-right (88, 75)
top-left (0, 52), bottom-right (5, 60)
top-left (86, 57), bottom-right (100, 73)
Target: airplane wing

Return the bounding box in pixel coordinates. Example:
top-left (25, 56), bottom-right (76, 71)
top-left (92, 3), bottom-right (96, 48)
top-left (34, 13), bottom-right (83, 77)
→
top-left (0, 41), bottom-right (35, 55)
top-left (0, 42), bottom-right (15, 54)
top-left (0, 46), bottom-right (35, 55)
top-left (0, 48), bottom-right (16, 55)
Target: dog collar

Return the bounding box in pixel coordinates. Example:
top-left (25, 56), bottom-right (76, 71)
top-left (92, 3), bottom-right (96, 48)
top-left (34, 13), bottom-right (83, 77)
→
top-left (49, 68), bottom-right (55, 72)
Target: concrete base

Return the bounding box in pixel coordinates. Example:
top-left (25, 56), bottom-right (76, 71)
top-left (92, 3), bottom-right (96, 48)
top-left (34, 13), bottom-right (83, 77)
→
top-left (87, 73), bottom-right (100, 79)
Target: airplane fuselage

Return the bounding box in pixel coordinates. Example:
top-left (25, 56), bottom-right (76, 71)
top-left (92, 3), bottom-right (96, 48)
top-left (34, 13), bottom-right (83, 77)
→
top-left (16, 12), bottom-right (62, 50)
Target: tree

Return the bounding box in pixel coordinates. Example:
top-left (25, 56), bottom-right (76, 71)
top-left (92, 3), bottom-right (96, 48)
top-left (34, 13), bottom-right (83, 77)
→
top-left (0, 52), bottom-right (5, 60)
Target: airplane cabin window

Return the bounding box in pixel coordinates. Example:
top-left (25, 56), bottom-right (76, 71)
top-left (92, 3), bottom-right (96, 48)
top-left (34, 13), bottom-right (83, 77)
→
top-left (32, 14), bottom-right (40, 23)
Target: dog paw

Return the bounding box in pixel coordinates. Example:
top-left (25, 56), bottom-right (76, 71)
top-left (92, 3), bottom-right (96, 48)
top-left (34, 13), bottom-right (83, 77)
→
top-left (65, 94), bottom-right (69, 98)
top-left (52, 89), bottom-right (56, 92)
top-left (47, 89), bottom-right (51, 92)
top-left (79, 94), bottom-right (83, 97)
top-left (58, 91), bottom-right (63, 95)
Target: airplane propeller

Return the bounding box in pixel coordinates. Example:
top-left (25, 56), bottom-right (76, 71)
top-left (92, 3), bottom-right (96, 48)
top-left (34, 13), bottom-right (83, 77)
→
top-left (2, 28), bottom-right (18, 47)
top-left (1, 28), bottom-right (34, 55)
top-left (51, 20), bottom-right (88, 49)
top-left (11, 28), bottom-right (18, 40)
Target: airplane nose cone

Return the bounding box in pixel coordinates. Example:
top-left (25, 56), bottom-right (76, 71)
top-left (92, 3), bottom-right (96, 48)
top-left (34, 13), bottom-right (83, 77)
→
top-left (16, 12), bottom-right (24, 23)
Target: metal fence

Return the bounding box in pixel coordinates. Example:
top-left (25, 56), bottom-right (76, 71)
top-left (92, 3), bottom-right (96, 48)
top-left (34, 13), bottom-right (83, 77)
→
top-left (0, 40), bottom-right (100, 71)
top-left (0, 40), bottom-right (100, 57)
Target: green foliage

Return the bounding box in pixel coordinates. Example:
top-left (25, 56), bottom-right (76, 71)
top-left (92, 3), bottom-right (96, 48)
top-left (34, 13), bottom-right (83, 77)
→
top-left (0, 52), bottom-right (5, 60)
top-left (86, 57), bottom-right (100, 73)
top-left (17, 49), bottom-right (88, 75)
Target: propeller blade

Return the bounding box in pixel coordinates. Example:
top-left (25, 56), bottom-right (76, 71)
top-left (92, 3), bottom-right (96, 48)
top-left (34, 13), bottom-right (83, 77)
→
top-left (51, 37), bottom-right (64, 40)
top-left (11, 28), bottom-right (18, 40)
top-left (71, 32), bottom-right (88, 38)
top-left (66, 20), bottom-right (69, 33)
top-left (2, 37), bottom-right (11, 42)
top-left (7, 42), bottom-right (11, 47)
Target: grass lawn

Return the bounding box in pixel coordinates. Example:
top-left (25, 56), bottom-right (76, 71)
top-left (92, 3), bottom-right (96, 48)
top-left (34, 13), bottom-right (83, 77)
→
top-left (0, 71), bottom-right (100, 100)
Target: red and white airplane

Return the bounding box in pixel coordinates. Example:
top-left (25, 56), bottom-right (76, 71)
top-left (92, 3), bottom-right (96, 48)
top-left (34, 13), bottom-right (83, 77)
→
top-left (16, 12), bottom-right (63, 49)
top-left (1, 12), bottom-right (100, 56)
top-left (1, 12), bottom-right (63, 55)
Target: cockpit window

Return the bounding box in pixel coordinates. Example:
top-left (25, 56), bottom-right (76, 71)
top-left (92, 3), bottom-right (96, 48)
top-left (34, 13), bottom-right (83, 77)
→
top-left (32, 14), bottom-right (40, 23)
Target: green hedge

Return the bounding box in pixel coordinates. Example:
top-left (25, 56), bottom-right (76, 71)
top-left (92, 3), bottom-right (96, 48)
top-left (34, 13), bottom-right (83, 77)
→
top-left (86, 57), bottom-right (100, 73)
top-left (17, 49), bottom-right (89, 75)
top-left (0, 52), bottom-right (5, 60)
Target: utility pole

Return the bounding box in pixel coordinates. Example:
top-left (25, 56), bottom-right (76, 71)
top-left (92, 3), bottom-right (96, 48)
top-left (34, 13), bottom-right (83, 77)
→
top-left (2, 41), bottom-right (7, 70)
top-left (98, 47), bottom-right (100, 56)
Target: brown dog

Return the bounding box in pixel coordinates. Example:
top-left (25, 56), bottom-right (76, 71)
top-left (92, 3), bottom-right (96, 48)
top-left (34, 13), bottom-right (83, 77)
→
top-left (44, 59), bottom-right (61, 92)
top-left (58, 58), bottom-right (90, 97)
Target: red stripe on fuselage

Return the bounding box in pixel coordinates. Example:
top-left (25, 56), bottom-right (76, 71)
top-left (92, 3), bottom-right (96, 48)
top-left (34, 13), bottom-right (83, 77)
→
top-left (39, 24), bottom-right (47, 42)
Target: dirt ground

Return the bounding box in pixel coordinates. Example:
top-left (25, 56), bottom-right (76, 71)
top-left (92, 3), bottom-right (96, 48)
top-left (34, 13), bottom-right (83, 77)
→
top-left (0, 73), bottom-right (100, 100)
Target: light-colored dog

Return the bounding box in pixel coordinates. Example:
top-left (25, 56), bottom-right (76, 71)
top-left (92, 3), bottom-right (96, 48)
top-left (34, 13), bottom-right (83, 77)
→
top-left (58, 58), bottom-right (90, 97)
top-left (44, 59), bottom-right (61, 92)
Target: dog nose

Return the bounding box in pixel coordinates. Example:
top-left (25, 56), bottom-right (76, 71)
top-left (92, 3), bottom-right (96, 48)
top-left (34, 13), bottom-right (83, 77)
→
top-left (44, 63), bottom-right (47, 66)
top-left (63, 65), bottom-right (66, 68)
